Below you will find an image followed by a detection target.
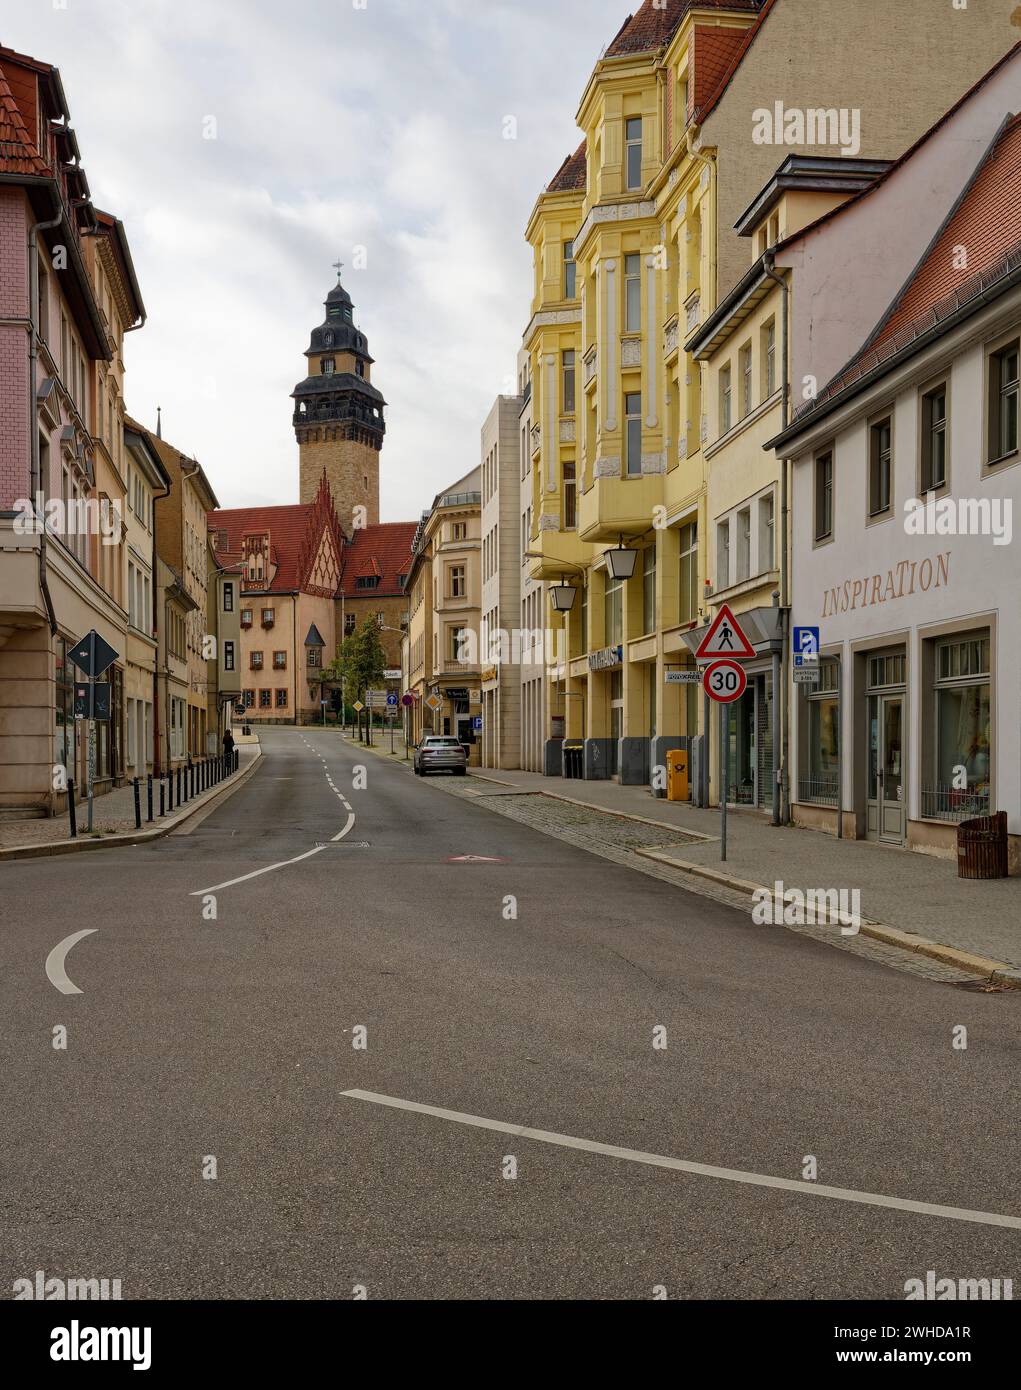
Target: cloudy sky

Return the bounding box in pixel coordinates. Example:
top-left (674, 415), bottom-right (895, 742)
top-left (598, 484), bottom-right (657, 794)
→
top-left (4, 0), bottom-right (633, 520)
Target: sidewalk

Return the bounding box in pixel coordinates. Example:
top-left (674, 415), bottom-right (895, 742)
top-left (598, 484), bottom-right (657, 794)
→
top-left (294, 727), bottom-right (1021, 979)
top-left (467, 765), bottom-right (1021, 974)
top-left (0, 746), bottom-right (260, 856)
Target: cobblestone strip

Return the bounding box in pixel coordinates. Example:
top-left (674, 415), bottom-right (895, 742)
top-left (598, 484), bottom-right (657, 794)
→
top-left (437, 778), bottom-right (978, 987)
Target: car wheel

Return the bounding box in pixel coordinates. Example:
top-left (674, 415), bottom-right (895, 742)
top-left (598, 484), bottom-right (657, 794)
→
top-left (457, 767), bottom-right (467, 777)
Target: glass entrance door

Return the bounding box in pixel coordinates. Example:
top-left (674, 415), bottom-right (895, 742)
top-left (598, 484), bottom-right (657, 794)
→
top-left (867, 693), bottom-right (905, 843)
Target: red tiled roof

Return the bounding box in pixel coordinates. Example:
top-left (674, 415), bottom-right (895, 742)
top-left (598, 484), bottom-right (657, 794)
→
top-left (690, 23), bottom-right (753, 123)
top-left (804, 112), bottom-right (1021, 415)
top-left (694, 0), bottom-right (776, 122)
top-left (548, 140), bottom-right (586, 193)
top-left (0, 63), bottom-right (47, 175)
top-left (606, 0), bottom-right (760, 58)
top-left (340, 521), bottom-right (417, 598)
top-left (208, 502), bottom-right (314, 594)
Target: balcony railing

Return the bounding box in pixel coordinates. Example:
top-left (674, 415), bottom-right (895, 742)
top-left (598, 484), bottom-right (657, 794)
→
top-left (798, 775), bottom-right (839, 806)
top-left (920, 785), bottom-right (991, 822)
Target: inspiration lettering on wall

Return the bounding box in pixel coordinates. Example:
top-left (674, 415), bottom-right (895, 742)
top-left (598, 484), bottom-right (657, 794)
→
top-left (820, 552), bottom-right (951, 620)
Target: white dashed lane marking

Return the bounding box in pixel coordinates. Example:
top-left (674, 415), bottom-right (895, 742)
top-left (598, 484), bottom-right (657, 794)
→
top-left (192, 736), bottom-right (355, 894)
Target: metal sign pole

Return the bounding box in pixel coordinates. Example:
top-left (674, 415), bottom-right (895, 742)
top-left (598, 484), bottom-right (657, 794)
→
top-left (87, 690), bottom-right (95, 835)
top-left (720, 698), bottom-right (728, 863)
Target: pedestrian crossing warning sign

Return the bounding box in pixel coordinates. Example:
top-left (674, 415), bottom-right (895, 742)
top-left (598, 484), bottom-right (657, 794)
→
top-left (695, 603), bottom-right (755, 660)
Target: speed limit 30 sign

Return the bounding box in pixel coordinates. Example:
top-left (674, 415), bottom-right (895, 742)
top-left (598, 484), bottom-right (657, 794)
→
top-left (703, 659), bottom-right (747, 704)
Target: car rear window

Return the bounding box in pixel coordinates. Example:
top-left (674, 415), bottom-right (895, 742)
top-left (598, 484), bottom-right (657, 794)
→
top-left (426, 738), bottom-right (462, 747)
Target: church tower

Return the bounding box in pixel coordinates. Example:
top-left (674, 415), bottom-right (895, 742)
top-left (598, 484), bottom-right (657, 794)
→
top-left (292, 269), bottom-right (386, 531)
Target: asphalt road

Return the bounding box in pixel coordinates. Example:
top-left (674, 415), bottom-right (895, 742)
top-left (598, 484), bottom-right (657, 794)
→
top-left (1, 725), bottom-right (1019, 1301)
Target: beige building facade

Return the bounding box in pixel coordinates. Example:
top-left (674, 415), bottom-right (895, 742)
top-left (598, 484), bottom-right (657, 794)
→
top-left (480, 394), bottom-right (523, 769)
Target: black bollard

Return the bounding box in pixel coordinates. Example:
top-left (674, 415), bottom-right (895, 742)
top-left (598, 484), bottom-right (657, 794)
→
top-left (68, 778), bottom-right (77, 839)
top-left (176, 766), bottom-right (182, 805)
top-left (147, 773), bottom-right (153, 823)
top-left (133, 777), bottom-right (141, 829)
top-left (160, 775), bottom-right (165, 817)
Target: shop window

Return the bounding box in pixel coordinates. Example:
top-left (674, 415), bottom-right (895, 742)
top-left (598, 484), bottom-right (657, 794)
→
top-left (799, 659), bottom-right (839, 805)
top-left (923, 636), bottom-right (991, 820)
top-left (868, 653), bottom-right (906, 689)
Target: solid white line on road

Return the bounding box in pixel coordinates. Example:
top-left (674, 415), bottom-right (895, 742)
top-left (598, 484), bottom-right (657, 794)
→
top-left (46, 929), bottom-right (98, 995)
top-left (191, 737), bottom-right (356, 893)
top-left (192, 846), bottom-right (327, 895)
top-left (341, 1089), bottom-right (1021, 1233)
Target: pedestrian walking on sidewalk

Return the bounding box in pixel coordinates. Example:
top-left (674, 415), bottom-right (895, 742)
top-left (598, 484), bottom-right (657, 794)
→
top-left (222, 728), bottom-right (235, 761)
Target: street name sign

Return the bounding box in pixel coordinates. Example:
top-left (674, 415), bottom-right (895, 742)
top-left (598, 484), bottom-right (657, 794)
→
top-left (695, 604), bottom-right (755, 661)
top-left (665, 670), bottom-right (701, 685)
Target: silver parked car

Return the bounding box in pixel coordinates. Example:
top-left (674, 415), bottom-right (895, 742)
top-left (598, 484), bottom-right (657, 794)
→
top-left (414, 735), bottom-right (468, 776)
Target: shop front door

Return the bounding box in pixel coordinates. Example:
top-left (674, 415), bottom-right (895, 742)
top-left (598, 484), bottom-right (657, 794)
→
top-left (867, 693), bottom-right (905, 844)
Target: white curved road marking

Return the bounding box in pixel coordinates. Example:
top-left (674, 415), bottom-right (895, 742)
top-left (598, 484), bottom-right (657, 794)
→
top-left (191, 737), bottom-right (356, 895)
top-left (342, 1089), bottom-right (1021, 1233)
top-left (46, 929), bottom-right (97, 995)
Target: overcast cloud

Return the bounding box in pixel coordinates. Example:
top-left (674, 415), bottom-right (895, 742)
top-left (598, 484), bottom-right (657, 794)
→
top-left (3, 0), bottom-right (631, 519)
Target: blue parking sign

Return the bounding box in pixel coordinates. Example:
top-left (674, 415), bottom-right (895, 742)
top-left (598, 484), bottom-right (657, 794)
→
top-left (472, 716), bottom-right (483, 732)
top-left (793, 627), bottom-right (820, 666)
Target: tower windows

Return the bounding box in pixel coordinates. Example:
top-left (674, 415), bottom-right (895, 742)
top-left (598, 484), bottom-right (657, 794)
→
top-left (325, 330), bottom-right (334, 346)
top-left (321, 357), bottom-right (335, 376)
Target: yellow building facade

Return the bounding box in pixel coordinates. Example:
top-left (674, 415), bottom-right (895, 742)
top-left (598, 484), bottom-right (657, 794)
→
top-left (523, 0), bottom-right (1021, 794)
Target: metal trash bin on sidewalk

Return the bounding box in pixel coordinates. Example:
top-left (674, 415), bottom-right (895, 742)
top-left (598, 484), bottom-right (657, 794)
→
top-left (957, 811), bottom-right (1008, 879)
top-left (666, 748), bottom-right (689, 802)
top-left (563, 743), bottom-right (584, 779)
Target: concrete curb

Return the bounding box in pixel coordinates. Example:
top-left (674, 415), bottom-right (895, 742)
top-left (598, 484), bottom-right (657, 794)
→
top-left (634, 846), bottom-right (1021, 990)
top-left (0, 746), bottom-right (263, 862)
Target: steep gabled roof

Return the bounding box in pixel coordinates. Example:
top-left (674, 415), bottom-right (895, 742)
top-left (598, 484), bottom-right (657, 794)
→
top-left (690, 21), bottom-right (755, 123)
top-left (208, 502), bottom-right (315, 594)
top-left (548, 140), bottom-right (587, 193)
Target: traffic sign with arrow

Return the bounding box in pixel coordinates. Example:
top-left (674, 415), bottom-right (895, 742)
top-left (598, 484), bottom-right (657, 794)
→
top-left (695, 604), bottom-right (755, 661)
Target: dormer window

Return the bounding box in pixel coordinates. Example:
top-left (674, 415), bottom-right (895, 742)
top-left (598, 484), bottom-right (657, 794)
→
top-left (324, 330), bottom-right (334, 346)
top-left (322, 357), bottom-right (335, 376)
